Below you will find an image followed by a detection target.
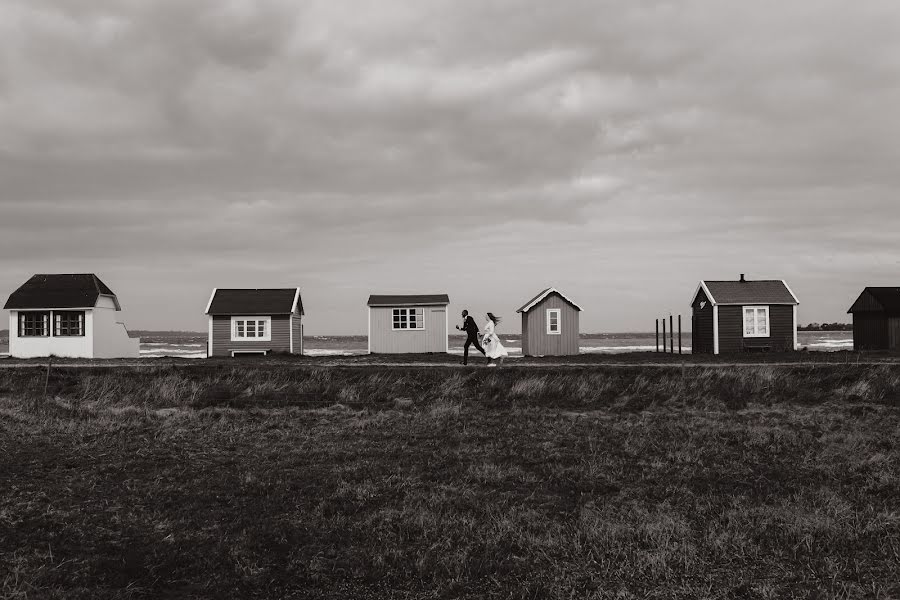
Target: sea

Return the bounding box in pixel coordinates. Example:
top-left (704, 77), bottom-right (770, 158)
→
top-left (3, 331), bottom-right (853, 359)
top-left (0, 331), bottom-right (854, 359)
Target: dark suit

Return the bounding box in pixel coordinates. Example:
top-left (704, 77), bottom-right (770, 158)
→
top-left (460, 315), bottom-right (485, 364)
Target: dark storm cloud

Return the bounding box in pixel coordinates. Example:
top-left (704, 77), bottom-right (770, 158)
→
top-left (1, 0), bottom-right (899, 331)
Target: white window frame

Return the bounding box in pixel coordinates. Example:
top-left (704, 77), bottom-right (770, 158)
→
top-left (19, 311), bottom-right (50, 337)
top-left (391, 307), bottom-right (425, 330)
top-left (546, 309), bottom-right (561, 335)
top-left (230, 316), bottom-right (272, 342)
top-left (54, 311), bottom-right (85, 337)
top-left (742, 306), bottom-right (770, 338)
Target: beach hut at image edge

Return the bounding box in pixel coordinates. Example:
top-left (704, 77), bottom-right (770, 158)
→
top-left (367, 294), bottom-right (449, 354)
top-left (691, 275), bottom-right (799, 355)
top-left (517, 287), bottom-right (582, 356)
top-left (3, 273), bottom-right (140, 359)
top-left (205, 288), bottom-right (303, 357)
top-left (847, 287), bottom-right (900, 351)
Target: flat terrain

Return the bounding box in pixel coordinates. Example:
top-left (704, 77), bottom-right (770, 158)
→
top-left (2, 364), bottom-right (900, 598)
top-left (1, 349), bottom-right (898, 369)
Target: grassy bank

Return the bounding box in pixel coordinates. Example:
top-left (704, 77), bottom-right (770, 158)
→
top-left (2, 365), bottom-right (900, 598)
top-left (2, 362), bottom-right (900, 410)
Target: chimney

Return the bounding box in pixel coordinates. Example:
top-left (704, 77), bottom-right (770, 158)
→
top-left (739, 274), bottom-right (746, 283)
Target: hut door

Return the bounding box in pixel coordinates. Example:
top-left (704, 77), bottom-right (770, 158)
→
top-left (889, 318), bottom-right (900, 351)
top-left (428, 309), bottom-right (446, 352)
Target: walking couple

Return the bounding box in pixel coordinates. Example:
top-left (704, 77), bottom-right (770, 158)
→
top-left (456, 310), bottom-right (509, 366)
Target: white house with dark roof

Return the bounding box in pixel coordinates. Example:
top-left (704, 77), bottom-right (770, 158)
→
top-left (517, 287), bottom-right (582, 356)
top-left (205, 288), bottom-right (303, 357)
top-left (691, 275), bottom-right (799, 354)
top-left (3, 274), bottom-right (140, 359)
top-left (367, 294), bottom-right (449, 354)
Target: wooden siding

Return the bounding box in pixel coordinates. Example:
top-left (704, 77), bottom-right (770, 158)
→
top-left (849, 289), bottom-right (884, 313)
top-left (892, 318), bottom-right (900, 350)
top-left (521, 314), bottom-right (530, 355)
top-left (691, 288), bottom-right (715, 354)
top-left (852, 313), bottom-right (900, 350)
top-left (521, 293), bottom-right (579, 356)
top-left (717, 305), bottom-right (795, 353)
top-left (211, 315), bottom-right (291, 356)
top-left (369, 306), bottom-right (448, 353)
top-left (291, 314), bottom-right (303, 354)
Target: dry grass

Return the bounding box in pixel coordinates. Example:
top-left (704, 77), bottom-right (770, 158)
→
top-left (1, 364), bottom-right (899, 598)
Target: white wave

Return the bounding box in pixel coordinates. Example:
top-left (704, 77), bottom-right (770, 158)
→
top-left (304, 349), bottom-right (366, 356)
top-left (141, 342), bottom-right (204, 348)
top-left (581, 345), bottom-right (692, 353)
top-left (802, 338), bottom-right (853, 351)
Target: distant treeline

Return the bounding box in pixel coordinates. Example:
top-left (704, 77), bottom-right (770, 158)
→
top-left (798, 323), bottom-right (852, 331)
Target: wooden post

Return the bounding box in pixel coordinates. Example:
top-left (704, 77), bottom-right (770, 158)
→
top-left (44, 356), bottom-right (52, 398)
top-left (662, 317), bottom-right (667, 354)
top-left (656, 319), bottom-right (659, 352)
top-left (669, 315), bottom-right (674, 354)
top-left (678, 315), bottom-right (682, 355)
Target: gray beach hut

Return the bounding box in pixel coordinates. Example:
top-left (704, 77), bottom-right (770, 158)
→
top-left (367, 294), bottom-right (449, 354)
top-left (517, 287), bottom-right (582, 356)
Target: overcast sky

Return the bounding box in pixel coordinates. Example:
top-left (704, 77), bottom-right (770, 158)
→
top-left (2, 1), bottom-right (899, 334)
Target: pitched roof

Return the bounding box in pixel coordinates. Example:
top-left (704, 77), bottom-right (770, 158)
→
top-left (517, 287), bottom-right (583, 313)
top-left (695, 279), bottom-right (799, 306)
top-left (848, 287), bottom-right (900, 313)
top-left (206, 288), bottom-right (302, 315)
top-left (367, 294), bottom-right (449, 307)
top-left (4, 274), bottom-right (119, 310)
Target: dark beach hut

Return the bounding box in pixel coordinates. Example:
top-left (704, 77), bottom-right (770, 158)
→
top-left (205, 288), bottom-right (304, 357)
top-left (847, 287), bottom-right (900, 351)
top-left (517, 287), bottom-right (582, 356)
top-left (691, 275), bottom-right (799, 355)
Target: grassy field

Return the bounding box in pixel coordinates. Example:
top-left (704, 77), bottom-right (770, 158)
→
top-left (2, 364), bottom-right (900, 599)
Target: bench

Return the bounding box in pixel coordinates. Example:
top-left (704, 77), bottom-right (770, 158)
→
top-left (743, 345), bottom-right (771, 353)
top-left (228, 349), bottom-right (271, 357)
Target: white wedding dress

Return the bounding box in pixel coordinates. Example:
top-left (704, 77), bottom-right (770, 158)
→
top-left (482, 320), bottom-right (509, 360)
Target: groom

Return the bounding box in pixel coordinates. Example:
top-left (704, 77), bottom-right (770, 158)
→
top-left (456, 309), bottom-right (485, 365)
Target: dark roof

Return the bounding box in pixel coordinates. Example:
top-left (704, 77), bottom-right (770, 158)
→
top-left (206, 288), bottom-right (302, 315)
top-left (517, 287), bottom-right (583, 313)
top-left (699, 280), bottom-right (798, 305)
top-left (4, 274), bottom-right (119, 310)
top-left (367, 294), bottom-right (449, 307)
top-left (848, 287), bottom-right (900, 313)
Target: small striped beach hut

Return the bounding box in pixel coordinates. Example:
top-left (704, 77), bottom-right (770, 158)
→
top-left (517, 288), bottom-right (582, 356)
top-left (367, 294), bottom-right (449, 354)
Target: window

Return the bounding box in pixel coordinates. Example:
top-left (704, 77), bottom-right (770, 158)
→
top-left (19, 312), bottom-right (50, 337)
top-left (231, 317), bottom-right (271, 341)
top-left (392, 308), bottom-right (424, 330)
top-left (743, 306), bottom-right (769, 337)
top-left (54, 311), bottom-right (85, 336)
top-left (547, 309), bottom-right (561, 334)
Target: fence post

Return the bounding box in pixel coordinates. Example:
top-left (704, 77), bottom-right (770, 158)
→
top-left (662, 317), bottom-right (667, 354)
top-left (656, 319), bottom-right (659, 352)
top-left (669, 315), bottom-right (674, 354)
top-left (44, 356), bottom-right (52, 398)
top-left (678, 315), bottom-right (682, 355)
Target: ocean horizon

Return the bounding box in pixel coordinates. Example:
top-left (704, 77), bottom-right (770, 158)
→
top-left (0, 330), bottom-right (852, 359)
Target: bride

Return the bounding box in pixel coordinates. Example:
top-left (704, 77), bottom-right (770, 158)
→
top-left (482, 312), bottom-right (509, 366)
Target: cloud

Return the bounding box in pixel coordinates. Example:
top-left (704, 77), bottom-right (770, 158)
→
top-left (1, 0), bottom-right (899, 332)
